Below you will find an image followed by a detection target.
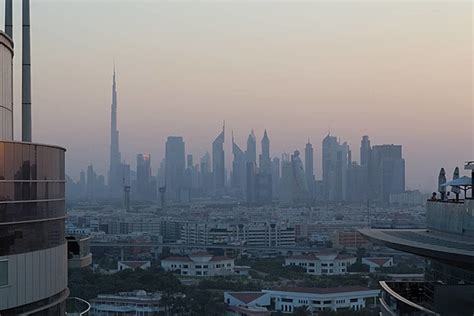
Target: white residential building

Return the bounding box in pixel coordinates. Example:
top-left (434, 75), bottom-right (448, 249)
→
top-left (181, 222), bottom-right (295, 247)
top-left (284, 253), bottom-right (356, 275)
top-left (161, 252), bottom-right (234, 277)
top-left (225, 287), bottom-right (379, 314)
top-left (90, 290), bottom-right (163, 316)
top-left (362, 257), bottom-right (394, 272)
top-left (265, 287), bottom-right (379, 313)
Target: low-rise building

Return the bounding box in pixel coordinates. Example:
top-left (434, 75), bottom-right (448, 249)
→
top-left (284, 253), bottom-right (356, 275)
top-left (362, 257), bottom-right (394, 272)
top-left (331, 230), bottom-right (371, 249)
top-left (181, 222), bottom-right (295, 247)
top-left (90, 290), bottom-right (163, 316)
top-left (161, 252), bottom-right (235, 276)
top-left (264, 286), bottom-right (379, 313)
top-left (225, 287), bottom-right (379, 314)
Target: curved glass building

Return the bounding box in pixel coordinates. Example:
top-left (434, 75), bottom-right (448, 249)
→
top-left (0, 30), bottom-right (69, 314)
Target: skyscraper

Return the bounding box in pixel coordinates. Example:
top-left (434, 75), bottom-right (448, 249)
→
top-left (370, 144), bottom-right (405, 203)
top-left (246, 130), bottom-right (257, 165)
top-left (136, 154), bottom-right (152, 201)
top-left (322, 134), bottom-right (350, 201)
top-left (0, 6), bottom-right (69, 312)
top-left (360, 135), bottom-right (371, 167)
top-left (232, 132), bottom-right (246, 196)
top-left (108, 66), bottom-right (122, 198)
top-left (200, 152), bottom-right (212, 195)
top-left (259, 129), bottom-right (271, 175)
top-left (291, 150), bottom-right (309, 202)
top-left (212, 124), bottom-right (225, 193)
top-left (305, 140), bottom-right (315, 200)
top-left (271, 157), bottom-right (280, 200)
top-left (165, 136), bottom-right (186, 201)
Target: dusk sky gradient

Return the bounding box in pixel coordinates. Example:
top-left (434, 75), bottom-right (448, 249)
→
top-left (4, 0), bottom-right (473, 191)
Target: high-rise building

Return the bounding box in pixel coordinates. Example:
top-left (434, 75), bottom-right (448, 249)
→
top-left (246, 130), bottom-right (257, 165)
top-left (322, 134), bottom-right (350, 201)
top-left (291, 150), bottom-right (309, 202)
top-left (200, 152), bottom-right (212, 195)
top-left (232, 133), bottom-right (246, 196)
top-left (165, 136), bottom-right (186, 201)
top-left (108, 67), bottom-right (122, 198)
top-left (280, 154), bottom-right (293, 203)
top-left (360, 135), bottom-right (371, 167)
top-left (271, 157), bottom-right (280, 200)
top-left (87, 164), bottom-right (97, 200)
top-left (259, 130), bottom-right (271, 175)
top-left (246, 162), bottom-right (257, 204)
top-left (305, 140), bottom-right (315, 200)
top-left (347, 162), bottom-right (369, 203)
top-left (0, 12), bottom-right (69, 313)
top-left (212, 124), bottom-right (225, 193)
top-left (370, 145), bottom-right (405, 203)
top-left (136, 154), bottom-right (152, 200)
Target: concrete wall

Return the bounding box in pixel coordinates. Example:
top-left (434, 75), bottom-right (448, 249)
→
top-left (0, 243), bottom-right (68, 310)
top-left (427, 200), bottom-right (474, 236)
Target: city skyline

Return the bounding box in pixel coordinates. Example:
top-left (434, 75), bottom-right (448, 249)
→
top-left (4, 1), bottom-right (472, 191)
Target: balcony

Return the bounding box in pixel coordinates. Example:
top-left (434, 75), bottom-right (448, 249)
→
top-left (66, 297), bottom-right (91, 316)
top-left (67, 235), bottom-right (93, 269)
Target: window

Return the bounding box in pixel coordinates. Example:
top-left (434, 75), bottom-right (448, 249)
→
top-left (312, 300), bottom-right (321, 304)
top-left (322, 269), bottom-right (328, 274)
top-left (309, 263), bottom-right (315, 267)
top-left (203, 265), bottom-right (208, 269)
top-left (323, 300), bottom-right (331, 304)
top-left (182, 264), bottom-right (188, 268)
top-left (350, 298), bottom-right (358, 302)
top-left (0, 260), bottom-right (7, 286)
top-left (195, 265), bottom-right (202, 269)
top-left (281, 298), bottom-right (293, 303)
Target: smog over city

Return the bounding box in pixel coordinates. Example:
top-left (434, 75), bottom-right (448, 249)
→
top-left (0, 1), bottom-right (472, 315)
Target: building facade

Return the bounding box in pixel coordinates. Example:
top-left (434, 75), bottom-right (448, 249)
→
top-left (180, 222), bottom-right (295, 247)
top-left (0, 30), bottom-right (69, 314)
top-left (165, 136), bottom-right (186, 201)
top-left (161, 252), bottom-right (234, 276)
top-left (225, 287), bottom-right (379, 314)
top-left (285, 253), bottom-right (356, 275)
top-left (90, 290), bottom-right (163, 316)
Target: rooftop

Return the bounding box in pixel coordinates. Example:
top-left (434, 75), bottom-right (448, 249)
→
top-left (267, 286), bottom-right (374, 295)
top-left (226, 292), bottom-right (267, 304)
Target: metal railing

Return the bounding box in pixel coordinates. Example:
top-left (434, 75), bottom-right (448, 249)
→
top-left (66, 297), bottom-right (91, 316)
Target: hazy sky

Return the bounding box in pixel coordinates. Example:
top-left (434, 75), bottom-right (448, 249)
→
top-left (5, 0), bottom-right (473, 191)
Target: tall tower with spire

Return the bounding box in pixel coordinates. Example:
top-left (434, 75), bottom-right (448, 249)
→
top-left (212, 122), bottom-right (225, 193)
top-left (305, 139), bottom-right (315, 200)
top-left (259, 129), bottom-right (271, 175)
top-left (109, 66), bottom-right (122, 197)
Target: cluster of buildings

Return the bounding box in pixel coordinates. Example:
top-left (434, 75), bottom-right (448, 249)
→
top-left (66, 70), bottom-right (408, 207)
